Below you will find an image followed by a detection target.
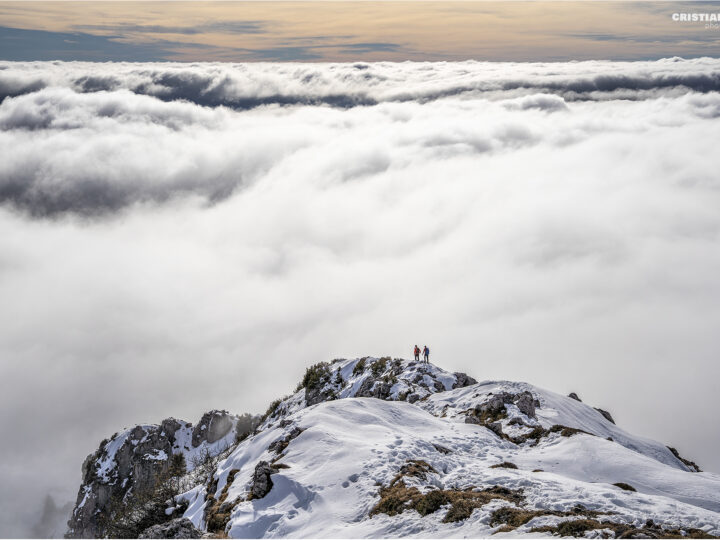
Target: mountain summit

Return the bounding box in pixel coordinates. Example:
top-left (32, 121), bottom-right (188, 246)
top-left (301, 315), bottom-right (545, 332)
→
top-left (67, 358), bottom-right (719, 538)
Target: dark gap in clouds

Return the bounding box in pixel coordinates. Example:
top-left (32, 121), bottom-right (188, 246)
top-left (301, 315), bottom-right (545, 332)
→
top-left (564, 32), bottom-right (720, 45)
top-left (334, 42), bottom-right (403, 54)
top-left (231, 45), bottom-right (325, 62)
top-left (0, 25), bottom-right (406, 66)
top-left (0, 173), bottom-right (243, 219)
top-left (0, 26), bottom-right (173, 62)
top-left (74, 21), bottom-right (268, 36)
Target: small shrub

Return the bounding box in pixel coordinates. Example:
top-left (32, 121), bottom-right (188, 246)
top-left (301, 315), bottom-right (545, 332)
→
top-left (371, 357), bottom-right (389, 377)
top-left (490, 507), bottom-right (548, 528)
top-left (352, 358), bottom-right (367, 376)
top-left (443, 498), bottom-right (477, 522)
top-left (263, 398), bottom-right (283, 421)
top-left (490, 461), bottom-right (518, 470)
top-left (555, 519), bottom-right (602, 537)
top-left (416, 490), bottom-right (449, 516)
top-left (301, 362), bottom-right (331, 390)
top-left (397, 460), bottom-right (436, 481)
top-left (549, 425), bottom-right (591, 438)
top-left (370, 480), bottom-right (422, 517)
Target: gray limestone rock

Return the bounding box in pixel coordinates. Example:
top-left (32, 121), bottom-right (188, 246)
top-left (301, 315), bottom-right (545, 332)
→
top-left (452, 372), bottom-right (478, 389)
top-left (514, 391), bottom-right (537, 419)
top-left (250, 461), bottom-right (278, 499)
top-left (139, 518), bottom-right (203, 539)
top-left (192, 410), bottom-right (233, 447)
top-left (594, 407), bottom-right (615, 425)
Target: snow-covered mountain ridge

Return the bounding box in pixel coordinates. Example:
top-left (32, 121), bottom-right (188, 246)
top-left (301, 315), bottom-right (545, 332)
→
top-left (67, 358), bottom-right (720, 538)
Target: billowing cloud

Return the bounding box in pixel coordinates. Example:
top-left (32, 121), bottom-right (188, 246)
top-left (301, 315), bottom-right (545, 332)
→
top-left (1, 58), bottom-right (720, 536)
top-left (2, 57), bottom-right (720, 107)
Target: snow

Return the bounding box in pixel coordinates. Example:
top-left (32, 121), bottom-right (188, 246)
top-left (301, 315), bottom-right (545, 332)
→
top-left (144, 450), bottom-right (168, 461)
top-left (174, 360), bottom-right (720, 538)
top-left (420, 381), bottom-right (690, 471)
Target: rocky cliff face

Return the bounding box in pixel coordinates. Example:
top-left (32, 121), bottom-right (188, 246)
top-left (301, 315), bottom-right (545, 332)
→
top-left (66, 358), bottom-right (717, 539)
top-left (66, 411), bottom-right (257, 538)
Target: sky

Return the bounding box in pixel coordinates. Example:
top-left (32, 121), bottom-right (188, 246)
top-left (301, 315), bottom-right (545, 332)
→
top-left (1, 2), bottom-right (720, 539)
top-left (0, 2), bottom-right (720, 62)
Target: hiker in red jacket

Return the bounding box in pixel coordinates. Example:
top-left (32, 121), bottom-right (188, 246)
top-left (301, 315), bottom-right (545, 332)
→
top-left (414, 345), bottom-right (420, 362)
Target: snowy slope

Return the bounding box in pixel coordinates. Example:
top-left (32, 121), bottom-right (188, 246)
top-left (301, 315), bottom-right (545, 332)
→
top-left (189, 397), bottom-right (719, 538)
top-left (172, 358), bottom-right (720, 538)
top-left (420, 380), bottom-right (692, 471)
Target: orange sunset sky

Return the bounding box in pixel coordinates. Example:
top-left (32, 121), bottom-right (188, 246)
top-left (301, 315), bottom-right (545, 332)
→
top-left (0, 1), bottom-right (719, 61)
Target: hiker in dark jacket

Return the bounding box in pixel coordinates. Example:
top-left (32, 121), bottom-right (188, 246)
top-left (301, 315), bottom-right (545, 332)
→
top-left (414, 345), bottom-right (420, 362)
top-left (423, 346), bottom-right (430, 363)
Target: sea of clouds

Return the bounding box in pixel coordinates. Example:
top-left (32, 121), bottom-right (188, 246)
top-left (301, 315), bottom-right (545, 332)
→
top-left (1, 58), bottom-right (720, 536)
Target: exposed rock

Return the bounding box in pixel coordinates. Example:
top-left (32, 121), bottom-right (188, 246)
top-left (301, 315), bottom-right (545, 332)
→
top-left (667, 446), bottom-right (702, 472)
top-left (355, 377), bottom-right (392, 400)
top-left (514, 391), bottom-right (536, 419)
top-left (160, 418), bottom-right (183, 444)
top-left (305, 386), bottom-right (337, 407)
top-left (268, 427), bottom-right (303, 455)
top-left (452, 372), bottom-right (478, 389)
top-left (355, 376), bottom-right (376, 398)
top-left (464, 415), bottom-right (482, 425)
top-left (486, 422), bottom-right (505, 438)
top-left (66, 411), bottom-right (243, 539)
top-left (433, 380), bottom-right (445, 393)
top-left (139, 518), bottom-right (203, 539)
top-left (407, 393), bottom-right (420, 404)
top-left (432, 443), bottom-right (452, 454)
top-left (373, 382), bottom-right (392, 400)
top-left (476, 393), bottom-right (512, 418)
top-left (250, 461), bottom-right (278, 499)
top-left (568, 392), bottom-right (582, 402)
top-left (594, 408), bottom-right (615, 425)
top-left (192, 410), bottom-right (234, 446)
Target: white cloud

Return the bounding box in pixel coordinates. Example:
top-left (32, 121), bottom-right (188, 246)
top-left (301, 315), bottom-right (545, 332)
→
top-left (1, 58), bottom-right (719, 536)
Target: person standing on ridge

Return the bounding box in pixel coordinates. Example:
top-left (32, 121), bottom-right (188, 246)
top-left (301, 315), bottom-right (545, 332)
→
top-left (414, 345), bottom-right (420, 362)
top-left (423, 345), bottom-right (430, 363)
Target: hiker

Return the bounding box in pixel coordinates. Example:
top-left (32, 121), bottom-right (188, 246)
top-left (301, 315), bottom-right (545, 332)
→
top-left (414, 345), bottom-right (420, 362)
top-left (423, 345), bottom-right (430, 363)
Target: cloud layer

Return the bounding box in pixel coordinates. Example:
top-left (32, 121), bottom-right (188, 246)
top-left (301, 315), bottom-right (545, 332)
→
top-left (3, 58), bottom-right (720, 108)
top-left (1, 59), bottom-right (720, 536)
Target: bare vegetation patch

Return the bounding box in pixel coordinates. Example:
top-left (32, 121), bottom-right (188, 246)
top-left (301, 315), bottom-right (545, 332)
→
top-left (490, 462), bottom-right (518, 470)
top-left (530, 518), bottom-right (719, 538)
top-left (371, 460), bottom-right (525, 523)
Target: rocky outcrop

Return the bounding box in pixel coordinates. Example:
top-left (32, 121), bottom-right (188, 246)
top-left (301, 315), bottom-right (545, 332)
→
top-left (138, 518), bottom-right (203, 539)
top-left (249, 461), bottom-right (278, 499)
top-left (469, 390), bottom-right (538, 424)
top-left (192, 410), bottom-right (234, 446)
top-left (515, 392), bottom-right (536, 418)
top-left (66, 424), bottom-right (179, 538)
top-left (594, 408), bottom-right (615, 425)
top-left (568, 392), bottom-right (582, 402)
top-left (668, 446), bottom-right (702, 473)
top-left (66, 412), bottom-right (244, 539)
top-left (453, 372), bottom-right (478, 389)
top-left (356, 377), bottom-right (392, 400)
